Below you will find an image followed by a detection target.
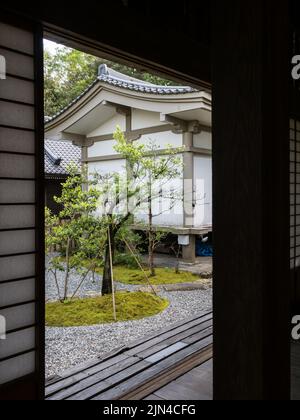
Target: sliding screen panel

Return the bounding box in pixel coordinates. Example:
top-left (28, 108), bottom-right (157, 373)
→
top-left (0, 16), bottom-right (44, 400)
top-left (290, 119), bottom-right (300, 309)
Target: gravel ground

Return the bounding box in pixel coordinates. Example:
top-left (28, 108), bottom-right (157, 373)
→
top-left (45, 258), bottom-right (212, 379)
top-left (46, 257), bottom-right (133, 302)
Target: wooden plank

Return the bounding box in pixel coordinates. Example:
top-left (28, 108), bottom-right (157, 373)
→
top-left (92, 336), bottom-right (213, 400)
top-left (140, 326), bottom-right (213, 363)
top-left (66, 336), bottom-right (211, 400)
top-left (144, 394), bottom-right (165, 401)
top-left (145, 343), bottom-right (188, 364)
top-left (46, 372), bottom-right (90, 397)
top-left (154, 381), bottom-right (209, 401)
top-left (66, 360), bottom-right (151, 401)
top-left (47, 356), bottom-right (145, 400)
top-left (122, 346), bottom-right (213, 401)
top-left (125, 312), bottom-right (212, 350)
top-left (177, 359), bottom-right (213, 382)
top-left (72, 334), bottom-right (212, 401)
top-left (182, 326), bottom-right (213, 345)
top-left (46, 351), bottom-right (131, 396)
top-left (164, 320), bottom-right (212, 346)
top-left (134, 319), bottom-right (213, 359)
top-left (125, 313), bottom-right (212, 356)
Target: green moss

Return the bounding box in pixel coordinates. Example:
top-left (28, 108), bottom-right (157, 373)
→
top-left (46, 292), bottom-right (169, 327)
top-left (55, 256), bottom-right (202, 285)
top-left (111, 266), bottom-right (201, 286)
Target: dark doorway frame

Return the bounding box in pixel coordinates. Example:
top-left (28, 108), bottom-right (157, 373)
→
top-left (0, 1), bottom-right (292, 400)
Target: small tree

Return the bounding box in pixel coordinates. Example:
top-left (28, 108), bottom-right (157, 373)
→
top-left (138, 141), bottom-right (183, 276)
top-left (46, 165), bottom-right (104, 301)
top-left (94, 128), bottom-right (183, 293)
top-left (170, 240), bottom-right (182, 275)
top-left (95, 129), bottom-right (152, 295)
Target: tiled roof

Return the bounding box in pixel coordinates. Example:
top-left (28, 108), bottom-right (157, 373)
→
top-left (46, 66), bottom-right (198, 123)
top-left (45, 139), bottom-right (81, 178)
top-left (97, 65), bottom-right (197, 95)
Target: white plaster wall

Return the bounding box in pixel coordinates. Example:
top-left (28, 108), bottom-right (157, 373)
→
top-left (88, 131), bottom-right (182, 159)
top-left (87, 114), bottom-right (126, 137)
top-left (132, 109), bottom-right (167, 130)
top-left (194, 156), bottom-right (212, 227)
top-left (193, 130), bottom-right (212, 150)
top-left (88, 159), bottom-right (126, 176)
top-left (88, 139), bottom-right (118, 158)
top-left (88, 159), bottom-right (127, 217)
top-left (137, 131), bottom-right (183, 150)
top-left (135, 171), bottom-right (184, 227)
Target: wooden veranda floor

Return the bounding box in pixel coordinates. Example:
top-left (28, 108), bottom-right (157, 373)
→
top-left (46, 312), bottom-right (213, 401)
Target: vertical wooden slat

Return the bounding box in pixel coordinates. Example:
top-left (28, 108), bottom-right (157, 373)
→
top-left (34, 22), bottom-right (45, 400)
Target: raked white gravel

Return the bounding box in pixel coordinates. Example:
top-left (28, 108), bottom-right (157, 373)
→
top-left (45, 261), bottom-right (212, 379)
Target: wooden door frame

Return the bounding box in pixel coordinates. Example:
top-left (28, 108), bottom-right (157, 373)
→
top-left (0, 1), bottom-right (292, 400)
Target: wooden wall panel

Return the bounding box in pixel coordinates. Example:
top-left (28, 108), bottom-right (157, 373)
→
top-left (0, 16), bottom-right (44, 400)
top-left (212, 0), bottom-right (290, 400)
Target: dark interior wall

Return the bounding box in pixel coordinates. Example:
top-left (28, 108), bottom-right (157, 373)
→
top-left (3, 1), bottom-right (211, 87)
top-left (289, 0), bottom-right (300, 310)
top-left (45, 179), bottom-right (64, 216)
top-left (212, 0), bottom-right (290, 400)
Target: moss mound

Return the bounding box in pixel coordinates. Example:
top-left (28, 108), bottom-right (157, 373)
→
top-left (46, 292), bottom-right (169, 327)
top-left (113, 266), bottom-right (201, 286)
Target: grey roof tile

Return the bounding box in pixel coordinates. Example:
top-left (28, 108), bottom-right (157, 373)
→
top-left (46, 66), bottom-right (198, 123)
top-left (45, 139), bottom-right (81, 178)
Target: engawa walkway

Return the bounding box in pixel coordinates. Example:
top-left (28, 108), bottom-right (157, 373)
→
top-left (46, 311), bottom-right (213, 400)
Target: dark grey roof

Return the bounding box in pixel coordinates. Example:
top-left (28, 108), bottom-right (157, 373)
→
top-left (46, 66), bottom-right (198, 123)
top-left (45, 139), bottom-right (81, 178)
top-left (98, 64), bottom-right (197, 95)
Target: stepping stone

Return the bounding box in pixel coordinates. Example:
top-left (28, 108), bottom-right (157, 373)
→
top-left (163, 282), bottom-right (211, 292)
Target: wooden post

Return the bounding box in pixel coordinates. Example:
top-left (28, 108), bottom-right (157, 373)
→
top-left (212, 0), bottom-right (290, 400)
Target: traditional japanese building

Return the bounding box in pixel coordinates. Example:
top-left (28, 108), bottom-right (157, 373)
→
top-left (45, 65), bottom-right (212, 261)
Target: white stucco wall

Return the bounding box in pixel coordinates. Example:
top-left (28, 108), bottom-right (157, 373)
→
top-left (137, 131), bottom-right (183, 150)
top-left (87, 114), bottom-right (126, 137)
top-left (132, 109), bottom-right (167, 130)
top-left (193, 130), bottom-right (212, 150)
top-left (88, 139), bottom-right (118, 158)
top-left (85, 113), bottom-right (212, 229)
top-left (88, 159), bottom-right (126, 176)
top-left (135, 175), bottom-right (184, 227)
top-left (194, 156), bottom-right (212, 227)
top-left (88, 159), bottom-right (127, 216)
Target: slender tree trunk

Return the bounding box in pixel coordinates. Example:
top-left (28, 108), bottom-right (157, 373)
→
top-left (175, 250), bottom-right (180, 274)
top-left (92, 265), bottom-right (96, 283)
top-left (148, 182), bottom-right (156, 277)
top-left (148, 234), bottom-right (156, 277)
top-left (63, 237), bottom-right (71, 301)
top-left (102, 226), bottom-right (115, 295)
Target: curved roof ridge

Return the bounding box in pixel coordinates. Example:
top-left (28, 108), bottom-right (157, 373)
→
top-left (98, 64), bottom-right (156, 86)
top-left (98, 64), bottom-right (197, 94)
top-left (46, 66), bottom-right (200, 124)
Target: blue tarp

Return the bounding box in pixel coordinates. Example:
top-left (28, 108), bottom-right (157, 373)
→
top-left (196, 240), bottom-right (213, 257)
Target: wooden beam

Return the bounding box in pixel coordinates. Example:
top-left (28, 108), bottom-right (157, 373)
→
top-left (212, 0), bottom-right (290, 400)
top-left (2, 2), bottom-right (211, 87)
